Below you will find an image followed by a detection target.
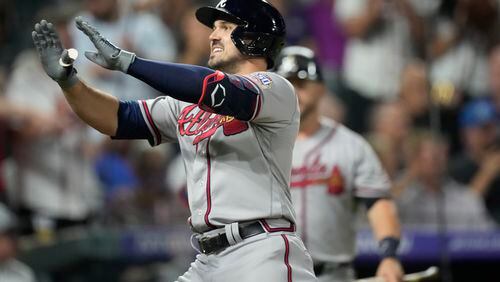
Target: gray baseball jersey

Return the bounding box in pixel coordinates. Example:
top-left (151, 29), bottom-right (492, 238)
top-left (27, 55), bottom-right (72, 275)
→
top-left (139, 71), bottom-right (299, 232)
top-left (290, 118), bottom-right (390, 263)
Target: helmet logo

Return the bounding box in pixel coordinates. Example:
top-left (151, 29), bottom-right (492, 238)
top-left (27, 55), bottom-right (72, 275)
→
top-left (217, 0), bottom-right (227, 8)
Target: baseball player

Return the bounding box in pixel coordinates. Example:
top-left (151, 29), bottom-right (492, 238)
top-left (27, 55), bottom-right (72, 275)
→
top-left (31, 0), bottom-right (317, 281)
top-left (274, 46), bottom-right (404, 282)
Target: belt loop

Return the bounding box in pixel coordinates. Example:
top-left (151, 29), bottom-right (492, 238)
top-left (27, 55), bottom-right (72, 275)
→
top-left (225, 222), bottom-right (243, 246)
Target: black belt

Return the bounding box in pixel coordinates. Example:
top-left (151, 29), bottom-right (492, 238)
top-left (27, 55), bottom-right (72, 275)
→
top-left (314, 261), bottom-right (352, 276)
top-left (197, 221), bottom-right (265, 255)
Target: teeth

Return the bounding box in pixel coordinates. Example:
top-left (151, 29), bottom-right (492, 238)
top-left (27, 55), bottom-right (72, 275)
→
top-left (213, 47), bottom-right (223, 53)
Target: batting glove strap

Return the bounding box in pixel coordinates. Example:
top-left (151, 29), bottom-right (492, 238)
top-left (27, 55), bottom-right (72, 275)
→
top-left (118, 50), bottom-right (136, 73)
top-left (378, 237), bottom-right (400, 259)
top-left (56, 68), bottom-right (79, 89)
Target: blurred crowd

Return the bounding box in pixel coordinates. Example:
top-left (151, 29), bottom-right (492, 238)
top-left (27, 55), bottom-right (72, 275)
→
top-left (0, 0), bottom-right (499, 280)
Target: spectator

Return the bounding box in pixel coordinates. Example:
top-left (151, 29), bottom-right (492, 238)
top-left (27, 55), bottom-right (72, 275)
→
top-left (367, 102), bottom-right (411, 179)
top-left (0, 203), bottom-right (35, 282)
top-left (334, 0), bottom-right (425, 132)
top-left (157, 0), bottom-right (195, 37)
top-left (449, 99), bottom-right (500, 224)
top-left (176, 6), bottom-right (211, 66)
top-left (71, 0), bottom-right (177, 223)
top-left (71, 0), bottom-right (177, 101)
top-left (429, 0), bottom-right (499, 98)
top-left (398, 60), bottom-right (430, 129)
top-left (3, 5), bottom-right (102, 235)
top-left (488, 43), bottom-right (500, 118)
top-left (394, 130), bottom-right (494, 230)
top-left (94, 140), bottom-right (139, 225)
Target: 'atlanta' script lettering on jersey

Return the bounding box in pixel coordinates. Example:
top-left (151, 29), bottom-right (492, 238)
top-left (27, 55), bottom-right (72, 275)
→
top-left (178, 104), bottom-right (249, 145)
top-left (291, 155), bottom-right (345, 195)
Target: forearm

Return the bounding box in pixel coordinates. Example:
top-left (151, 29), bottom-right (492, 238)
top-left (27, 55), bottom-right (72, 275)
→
top-left (127, 57), bottom-right (211, 104)
top-left (470, 169), bottom-right (497, 195)
top-left (61, 80), bottom-right (119, 135)
top-left (367, 199), bottom-right (401, 240)
top-left (127, 57), bottom-right (260, 120)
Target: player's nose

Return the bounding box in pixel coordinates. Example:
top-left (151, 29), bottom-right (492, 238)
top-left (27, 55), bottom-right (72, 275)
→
top-left (209, 28), bottom-right (222, 41)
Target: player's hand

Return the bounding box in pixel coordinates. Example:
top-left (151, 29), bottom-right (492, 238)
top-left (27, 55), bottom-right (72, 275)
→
top-left (376, 258), bottom-right (404, 282)
top-left (75, 16), bottom-right (136, 73)
top-left (32, 20), bottom-right (79, 88)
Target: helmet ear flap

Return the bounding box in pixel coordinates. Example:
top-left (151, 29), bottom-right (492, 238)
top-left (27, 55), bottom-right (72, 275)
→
top-left (230, 26), bottom-right (247, 56)
top-left (231, 27), bottom-right (284, 68)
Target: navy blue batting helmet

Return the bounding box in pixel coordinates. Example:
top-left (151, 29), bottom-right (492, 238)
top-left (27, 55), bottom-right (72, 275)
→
top-left (196, 0), bottom-right (286, 68)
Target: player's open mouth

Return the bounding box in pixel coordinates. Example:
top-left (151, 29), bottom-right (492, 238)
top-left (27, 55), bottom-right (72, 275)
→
top-left (212, 47), bottom-right (223, 54)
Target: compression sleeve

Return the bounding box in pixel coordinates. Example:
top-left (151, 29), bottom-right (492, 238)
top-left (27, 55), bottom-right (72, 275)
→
top-left (112, 100), bottom-right (155, 145)
top-left (127, 57), bottom-right (261, 121)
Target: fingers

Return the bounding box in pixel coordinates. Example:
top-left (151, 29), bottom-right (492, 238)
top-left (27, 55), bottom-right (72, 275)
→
top-left (33, 23), bottom-right (48, 49)
top-left (32, 20), bottom-right (62, 50)
top-left (32, 31), bottom-right (42, 52)
top-left (39, 20), bottom-right (52, 47)
top-left (75, 16), bottom-right (107, 52)
top-left (75, 16), bottom-right (101, 41)
top-left (46, 22), bottom-right (62, 49)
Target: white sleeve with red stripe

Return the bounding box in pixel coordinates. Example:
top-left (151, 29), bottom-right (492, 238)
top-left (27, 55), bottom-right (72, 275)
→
top-left (138, 96), bottom-right (180, 146)
top-left (353, 136), bottom-right (392, 198)
top-left (245, 72), bottom-right (299, 127)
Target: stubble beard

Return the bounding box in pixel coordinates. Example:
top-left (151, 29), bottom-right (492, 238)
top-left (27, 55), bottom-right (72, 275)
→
top-left (208, 53), bottom-right (244, 74)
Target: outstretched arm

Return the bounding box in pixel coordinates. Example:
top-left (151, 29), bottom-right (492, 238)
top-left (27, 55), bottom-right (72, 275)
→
top-left (32, 20), bottom-right (119, 135)
top-left (61, 81), bottom-right (119, 136)
top-left (75, 17), bottom-right (262, 121)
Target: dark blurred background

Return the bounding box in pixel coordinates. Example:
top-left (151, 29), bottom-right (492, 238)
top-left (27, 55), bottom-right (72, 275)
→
top-left (0, 0), bottom-right (499, 281)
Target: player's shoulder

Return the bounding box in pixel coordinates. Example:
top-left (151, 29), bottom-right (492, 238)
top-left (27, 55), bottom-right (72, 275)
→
top-left (143, 95), bottom-right (187, 111)
top-left (245, 71), bottom-right (294, 93)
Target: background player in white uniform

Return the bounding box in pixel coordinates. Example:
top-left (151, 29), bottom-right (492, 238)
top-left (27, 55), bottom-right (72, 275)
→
top-left (274, 46), bottom-right (404, 282)
top-left (31, 0), bottom-right (317, 281)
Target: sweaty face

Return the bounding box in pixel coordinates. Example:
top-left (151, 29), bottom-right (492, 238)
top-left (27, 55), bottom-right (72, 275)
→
top-left (208, 20), bottom-right (245, 73)
top-left (290, 79), bottom-right (324, 121)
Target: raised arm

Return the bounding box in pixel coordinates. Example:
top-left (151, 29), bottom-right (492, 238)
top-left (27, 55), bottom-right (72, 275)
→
top-left (32, 20), bottom-right (119, 135)
top-left (74, 17), bottom-right (262, 122)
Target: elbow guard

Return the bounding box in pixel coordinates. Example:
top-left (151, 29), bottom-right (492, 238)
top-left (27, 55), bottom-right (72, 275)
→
top-left (198, 71), bottom-right (261, 121)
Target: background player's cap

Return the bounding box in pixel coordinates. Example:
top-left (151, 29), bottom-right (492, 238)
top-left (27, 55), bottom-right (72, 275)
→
top-left (195, 0), bottom-right (286, 68)
top-left (459, 99), bottom-right (498, 128)
top-left (274, 46), bottom-right (324, 83)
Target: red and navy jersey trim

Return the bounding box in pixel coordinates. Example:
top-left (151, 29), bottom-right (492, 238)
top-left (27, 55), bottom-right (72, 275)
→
top-left (204, 138), bottom-right (216, 229)
top-left (259, 219), bottom-right (295, 232)
top-left (140, 100), bottom-right (162, 146)
top-left (281, 235), bottom-right (293, 282)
